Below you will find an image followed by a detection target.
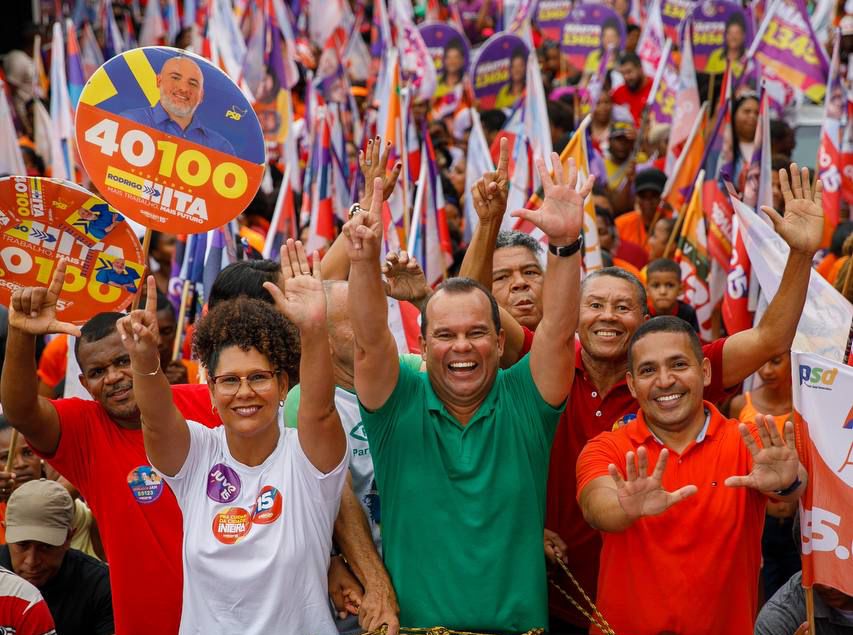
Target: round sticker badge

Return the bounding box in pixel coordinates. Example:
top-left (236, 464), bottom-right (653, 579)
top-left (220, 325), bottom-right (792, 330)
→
top-left (207, 463), bottom-right (242, 503)
top-left (0, 177), bottom-right (144, 324)
top-left (212, 507), bottom-right (253, 545)
top-left (126, 465), bottom-right (165, 504)
top-left (251, 485), bottom-right (283, 525)
top-left (75, 47), bottom-right (265, 234)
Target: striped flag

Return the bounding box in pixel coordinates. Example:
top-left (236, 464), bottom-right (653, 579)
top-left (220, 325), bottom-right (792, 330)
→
top-left (463, 109), bottom-right (496, 241)
top-left (674, 170), bottom-right (713, 341)
top-left (49, 22), bottom-right (75, 181)
top-left (816, 31), bottom-right (843, 229)
top-left (407, 134), bottom-right (453, 286)
top-left (304, 108), bottom-right (336, 253)
top-left (662, 102), bottom-right (708, 214)
top-left (665, 25), bottom-right (700, 173)
top-left (263, 165), bottom-right (298, 259)
top-left (79, 23), bottom-right (104, 81)
top-left (0, 80), bottom-right (25, 176)
top-left (65, 19), bottom-right (86, 107)
top-left (139, 0), bottom-right (166, 46)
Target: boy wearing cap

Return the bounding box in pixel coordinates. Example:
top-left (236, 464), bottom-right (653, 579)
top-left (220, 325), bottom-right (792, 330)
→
top-left (0, 480), bottom-right (113, 635)
top-left (615, 167), bottom-right (668, 250)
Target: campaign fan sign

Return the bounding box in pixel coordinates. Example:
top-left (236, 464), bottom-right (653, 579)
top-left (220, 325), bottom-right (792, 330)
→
top-left (561, 4), bottom-right (625, 74)
top-left (419, 23), bottom-right (471, 97)
top-left (0, 177), bottom-right (144, 324)
top-left (691, 1), bottom-right (752, 74)
top-left (533, 0), bottom-right (573, 41)
top-left (472, 33), bottom-right (529, 111)
top-left (794, 351), bottom-right (853, 596)
top-left (661, 0), bottom-right (697, 40)
top-left (75, 47), bottom-right (265, 234)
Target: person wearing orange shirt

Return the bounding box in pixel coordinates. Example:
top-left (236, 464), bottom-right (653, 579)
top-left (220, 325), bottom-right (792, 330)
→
top-left (615, 167), bottom-right (667, 250)
top-left (577, 316), bottom-right (807, 635)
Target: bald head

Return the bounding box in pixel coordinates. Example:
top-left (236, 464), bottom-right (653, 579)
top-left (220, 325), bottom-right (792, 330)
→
top-left (157, 56), bottom-right (205, 124)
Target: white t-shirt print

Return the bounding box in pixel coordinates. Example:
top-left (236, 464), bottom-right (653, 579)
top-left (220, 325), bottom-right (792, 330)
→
top-left (159, 420), bottom-right (349, 635)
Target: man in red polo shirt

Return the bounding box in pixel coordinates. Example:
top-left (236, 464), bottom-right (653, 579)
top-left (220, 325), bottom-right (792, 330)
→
top-left (460, 164), bottom-right (824, 633)
top-left (610, 52), bottom-right (652, 127)
top-left (1, 261), bottom-right (220, 635)
top-left (577, 316), bottom-right (806, 634)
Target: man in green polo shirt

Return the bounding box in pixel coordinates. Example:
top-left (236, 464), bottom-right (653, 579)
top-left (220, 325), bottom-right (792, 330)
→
top-left (343, 154), bottom-right (593, 632)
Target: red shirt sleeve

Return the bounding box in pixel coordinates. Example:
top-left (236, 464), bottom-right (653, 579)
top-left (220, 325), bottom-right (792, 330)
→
top-left (40, 398), bottom-right (101, 489)
top-left (519, 326), bottom-right (535, 357)
top-left (18, 598), bottom-right (56, 635)
top-left (576, 431), bottom-right (622, 502)
top-left (702, 337), bottom-right (735, 404)
top-left (171, 383), bottom-right (221, 427)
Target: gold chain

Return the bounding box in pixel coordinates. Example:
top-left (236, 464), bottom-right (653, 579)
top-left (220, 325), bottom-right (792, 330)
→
top-left (363, 627), bottom-right (545, 635)
top-left (549, 559), bottom-right (616, 635)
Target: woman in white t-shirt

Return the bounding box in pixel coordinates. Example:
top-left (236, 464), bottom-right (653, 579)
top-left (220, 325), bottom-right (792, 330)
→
top-left (117, 240), bottom-right (348, 635)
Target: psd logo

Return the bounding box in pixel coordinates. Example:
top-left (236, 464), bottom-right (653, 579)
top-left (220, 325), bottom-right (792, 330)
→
top-left (845, 403), bottom-right (853, 430)
top-left (798, 364), bottom-right (839, 391)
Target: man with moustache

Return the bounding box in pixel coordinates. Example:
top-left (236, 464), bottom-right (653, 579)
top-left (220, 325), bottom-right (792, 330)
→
top-left (460, 163), bottom-right (825, 633)
top-left (121, 55), bottom-right (235, 155)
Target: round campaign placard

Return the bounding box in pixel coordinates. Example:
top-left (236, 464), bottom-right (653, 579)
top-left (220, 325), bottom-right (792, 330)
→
top-left (690, 1), bottom-right (752, 74)
top-left (212, 506), bottom-right (253, 545)
top-left (534, 0), bottom-right (573, 42)
top-left (75, 47), bottom-right (265, 234)
top-left (472, 33), bottom-right (529, 111)
top-left (0, 177), bottom-right (144, 325)
top-left (561, 3), bottom-right (625, 74)
top-left (419, 23), bottom-right (470, 97)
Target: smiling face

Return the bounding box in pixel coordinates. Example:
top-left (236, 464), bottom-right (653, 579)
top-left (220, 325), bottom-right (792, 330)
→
top-left (725, 22), bottom-right (746, 55)
top-left (78, 331), bottom-right (139, 425)
top-left (510, 55), bottom-right (526, 84)
top-left (157, 56), bottom-right (204, 120)
top-left (208, 346), bottom-right (286, 440)
top-left (420, 288), bottom-right (505, 416)
top-left (491, 246), bottom-right (544, 329)
top-left (444, 47), bottom-right (466, 76)
top-left (578, 275), bottom-right (646, 364)
top-left (627, 331), bottom-right (711, 433)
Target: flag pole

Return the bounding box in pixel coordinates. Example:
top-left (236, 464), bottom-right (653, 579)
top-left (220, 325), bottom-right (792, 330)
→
top-left (132, 228), bottom-right (153, 311)
top-left (171, 280), bottom-right (192, 362)
top-left (4, 430), bottom-right (19, 473)
top-left (805, 586), bottom-right (816, 634)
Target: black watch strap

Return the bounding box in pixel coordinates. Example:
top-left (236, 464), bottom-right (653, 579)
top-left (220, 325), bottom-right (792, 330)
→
top-left (548, 234), bottom-right (584, 258)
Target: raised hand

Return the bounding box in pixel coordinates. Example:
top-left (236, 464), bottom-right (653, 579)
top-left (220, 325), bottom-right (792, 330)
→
top-left (343, 178), bottom-right (384, 263)
top-left (609, 447), bottom-right (697, 521)
top-left (263, 239), bottom-right (326, 331)
top-left (760, 163), bottom-right (824, 255)
top-left (511, 154), bottom-right (594, 244)
top-left (471, 136), bottom-right (510, 224)
top-left (382, 251), bottom-right (431, 304)
top-left (8, 259), bottom-right (82, 337)
top-left (359, 136), bottom-right (403, 221)
top-left (725, 415), bottom-right (801, 493)
top-left (116, 276), bottom-right (161, 372)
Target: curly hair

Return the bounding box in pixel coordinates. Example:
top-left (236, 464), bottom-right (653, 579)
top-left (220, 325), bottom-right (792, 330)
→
top-left (192, 298), bottom-right (300, 385)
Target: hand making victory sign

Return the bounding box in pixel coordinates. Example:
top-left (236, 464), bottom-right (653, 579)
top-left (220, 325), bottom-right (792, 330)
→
top-left (471, 136), bottom-right (510, 224)
top-left (116, 276), bottom-right (161, 374)
top-left (609, 447), bottom-right (698, 521)
top-left (8, 258), bottom-right (82, 338)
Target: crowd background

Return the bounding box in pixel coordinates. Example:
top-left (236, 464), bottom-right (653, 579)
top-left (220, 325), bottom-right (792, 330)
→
top-left (0, 0), bottom-right (851, 634)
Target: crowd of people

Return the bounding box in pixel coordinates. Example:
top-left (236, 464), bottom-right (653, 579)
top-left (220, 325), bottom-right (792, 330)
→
top-left (0, 1), bottom-right (852, 635)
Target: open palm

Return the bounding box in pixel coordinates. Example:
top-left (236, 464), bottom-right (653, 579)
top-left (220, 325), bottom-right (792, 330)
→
top-left (725, 416), bottom-right (801, 493)
top-left (761, 164), bottom-right (823, 255)
top-left (610, 447), bottom-right (697, 520)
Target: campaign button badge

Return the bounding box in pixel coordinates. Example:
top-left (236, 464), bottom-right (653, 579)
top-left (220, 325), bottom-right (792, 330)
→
top-left (251, 485), bottom-right (283, 525)
top-left (207, 463), bottom-right (241, 503)
top-left (212, 507), bottom-right (252, 545)
top-left (126, 465), bottom-right (164, 504)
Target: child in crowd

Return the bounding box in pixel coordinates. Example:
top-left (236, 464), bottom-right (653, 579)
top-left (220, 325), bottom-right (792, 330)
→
top-left (645, 258), bottom-right (700, 333)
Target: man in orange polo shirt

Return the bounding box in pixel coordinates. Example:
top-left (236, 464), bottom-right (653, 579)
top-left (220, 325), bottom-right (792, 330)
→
top-left (577, 317), bottom-right (807, 635)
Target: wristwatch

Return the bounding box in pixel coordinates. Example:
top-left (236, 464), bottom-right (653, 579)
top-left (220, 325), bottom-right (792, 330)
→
top-left (348, 202), bottom-right (363, 219)
top-left (548, 234), bottom-right (584, 257)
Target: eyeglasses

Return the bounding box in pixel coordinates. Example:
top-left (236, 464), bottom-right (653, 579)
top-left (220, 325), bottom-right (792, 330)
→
top-left (210, 371), bottom-right (278, 396)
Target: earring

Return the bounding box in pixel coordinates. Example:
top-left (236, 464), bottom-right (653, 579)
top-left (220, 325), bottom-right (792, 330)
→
top-left (278, 400), bottom-right (284, 408)
top-left (211, 404), bottom-right (217, 414)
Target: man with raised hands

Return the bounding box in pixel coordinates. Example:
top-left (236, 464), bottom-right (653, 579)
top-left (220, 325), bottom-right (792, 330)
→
top-left (577, 316), bottom-right (806, 635)
top-left (0, 260), bottom-right (219, 635)
top-left (344, 158), bottom-right (592, 632)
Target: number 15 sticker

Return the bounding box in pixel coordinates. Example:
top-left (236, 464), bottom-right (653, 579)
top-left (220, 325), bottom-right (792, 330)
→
top-left (75, 47), bottom-right (265, 234)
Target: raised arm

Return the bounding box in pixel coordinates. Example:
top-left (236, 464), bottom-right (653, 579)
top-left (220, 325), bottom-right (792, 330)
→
top-left (346, 181), bottom-right (400, 410)
top-left (459, 137), bottom-right (509, 287)
top-left (721, 165), bottom-right (823, 387)
top-left (1, 260), bottom-right (81, 454)
top-left (265, 240), bottom-right (346, 473)
top-left (511, 155), bottom-right (592, 406)
top-left (322, 137), bottom-right (402, 281)
top-left (580, 447), bottom-right (697, 533)
top-left (116, 277), bottom-right (188, 477)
